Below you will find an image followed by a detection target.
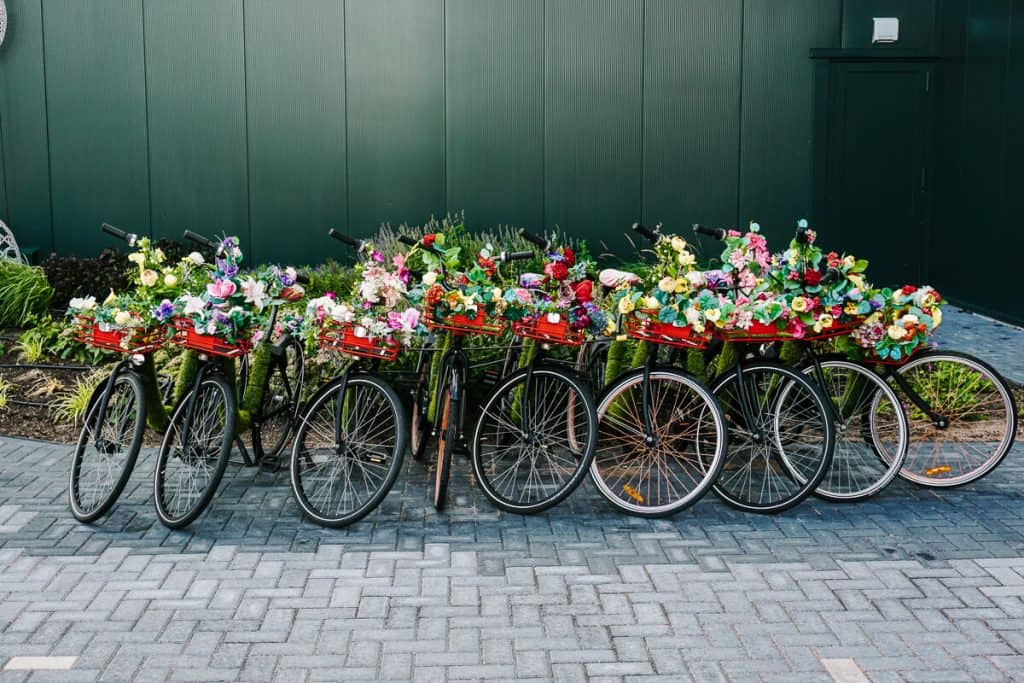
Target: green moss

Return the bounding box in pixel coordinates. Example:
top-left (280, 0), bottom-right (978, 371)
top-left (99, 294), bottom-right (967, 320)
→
top-left (686, 348), bottom-right (707, 384)
top-left (139, 354), bottom-right (169, 433)
top-left (714, 341), bottom-right (738, 378)
top-left (629, 340), bottom-right (648, 370)
top-left (604, 339), bottom-right (628, 386)
top-left (427, 332), bottom-right (449, 423)
top-left (173, 350), bottom-right (200, 406)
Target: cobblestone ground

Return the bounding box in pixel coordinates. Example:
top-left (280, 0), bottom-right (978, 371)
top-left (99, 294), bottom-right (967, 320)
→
top-left (0, 308), bottom-right (1021, 682)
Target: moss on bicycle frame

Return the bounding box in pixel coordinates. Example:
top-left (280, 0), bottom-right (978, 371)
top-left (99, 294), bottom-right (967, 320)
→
top-left (426, 332), bottom-right (450, 423)
top-left (241, 342), bottom-right (272, 423)
top-left (172, 348), bottom-right (250, 431)
top-left (137, 354), bottom-right (170, 433)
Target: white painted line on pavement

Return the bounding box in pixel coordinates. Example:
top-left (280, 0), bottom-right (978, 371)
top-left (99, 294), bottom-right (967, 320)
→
top-left (4, 656), bottom-right (77, 671)
top-left (822, 658), bottom-right (870, 683)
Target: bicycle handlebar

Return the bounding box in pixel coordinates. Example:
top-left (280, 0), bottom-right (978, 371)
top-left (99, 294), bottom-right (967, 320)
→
top-left (517, 228), bottom-right (549, 251)
top-left (328, 228), bottom-right (360, 248)
top-left (183, 230), bottom-right (218, 250)
top-left (397, 235), bottom-right (418, 247)
top-left (294, 272), bottom-right (310, 286)
top-left (101, 222), bottom-right (129, 241)
top-left (500, 250), bottom-right (533, 263)
top-left (632, 222), bottom-right (660, 243)
top-left (693, 224), bottom-right (727, 241)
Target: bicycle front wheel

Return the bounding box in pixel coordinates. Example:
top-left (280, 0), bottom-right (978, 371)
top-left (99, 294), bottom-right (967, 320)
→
top-left (472, 367), bottom-right (597, 514)
top-left (891, 350), bottom-right (1017, 487)
top-left (290, 374), bottom-right (406, 528)
top-left (154, 374), bottom-right (236, 529)
top-left (712, 362), bottom-right (835, 514)
top-left (69, 371), bottom-right (147, 523)
top-left (590, 368), bottom-right (727, 517)
top-left (790, 358), bottom-right (909, 501)
top-left (433, 384), bottom-right (456, 511)
top-left (252, 336), bottom-right (305, 463)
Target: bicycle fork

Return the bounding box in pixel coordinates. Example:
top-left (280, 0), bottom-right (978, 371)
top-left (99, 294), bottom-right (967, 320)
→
top-left (884, 367), bottom-right (949, 429)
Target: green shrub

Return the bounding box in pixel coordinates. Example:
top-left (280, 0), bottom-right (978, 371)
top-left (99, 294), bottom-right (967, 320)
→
top-left (52, 370), bottom-right (105, 424)
top-left (0, 260), bottom-right (54, 326)
top-left (16, 313), bottom-right (107, 365)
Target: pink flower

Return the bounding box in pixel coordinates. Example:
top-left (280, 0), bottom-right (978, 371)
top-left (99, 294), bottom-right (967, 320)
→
top-left (727, 230), bottom-right (741, 237)
top-left (207, 279), bottom-right (237, 299)
top-left (831, 305), bottom-right (842, 317)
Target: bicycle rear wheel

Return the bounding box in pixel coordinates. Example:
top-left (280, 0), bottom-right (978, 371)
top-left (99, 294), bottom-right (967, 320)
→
top-left (433, 384), bottom-right (456, 510)
top-left (472, 366), bottom-right (597, 514)
top-left (590, 368), bottom-right (727, 517)
top-left (790, 358), bottom-right (909, 501)
top-left (712, 362), bottom-right (835, 514)
top-left (69, 371), bottom-right (146, 523)
top-left (890, 350), bottom-right (1017, 487)
top-left (290, 374), bottom-right (406, 528)
top-left (252, 336), bottom-right (305, 464)
top-left (153, 374), bottom-right (235, 529)
top-left (409, 348), bottom-right (433, 461)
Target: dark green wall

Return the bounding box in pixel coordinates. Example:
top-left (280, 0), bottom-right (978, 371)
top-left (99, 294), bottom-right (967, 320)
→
top-left (2, 0), bottom-right (1015, 324)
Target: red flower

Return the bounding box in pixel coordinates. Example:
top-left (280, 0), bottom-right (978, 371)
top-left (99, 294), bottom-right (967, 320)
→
top-left (572, 280), bottom-right (593, 304)
top-left (804, 270), bottom-right (822, 286)
top-left (561, 248), bottom-right (576, 268)
top-left (477, 254), bottom-right (496, 275)
top-left (422, 233), bottom-right (436, 247)
top-left (549, 262), bottom-right (569, 280)
top-left (901, 285), bottom-right (917, 295)
top-left (826, 251), bottom-right (841, 268)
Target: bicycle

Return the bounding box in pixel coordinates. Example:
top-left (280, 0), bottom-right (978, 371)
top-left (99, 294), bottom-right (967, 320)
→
top-left (588, 223), bottom-right (729, 517)
top-left (467, 229), bottom-right (599, 514)
top-left (288, 229), bottom-right (408, 528)
top-left (68, 223), bottom-right (172, 523)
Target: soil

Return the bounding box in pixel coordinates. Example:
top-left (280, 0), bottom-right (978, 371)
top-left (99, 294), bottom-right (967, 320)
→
top-left (0, 336), bottom-right (106, 443)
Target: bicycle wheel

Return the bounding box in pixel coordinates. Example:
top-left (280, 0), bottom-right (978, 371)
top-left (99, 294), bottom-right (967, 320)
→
top-left (434, 384), bottom-right (456, 511)
top-left (472, 366), bottom-right (597, 514)
top-left (575, 339), bottom-right (609, 393)
top-left (409, 348), bottom-right (432, 461)
top-left (889, 350), bottom-right (1017, 487)
top-left (590, 368), bottom-right (727, 517)
top-left (252, 336), bottom-right (305, 463)
top-left (153, 374), bottom-right (236, 529)
top-left (69, 371), bottom-right (146, 523)
top-left (786, 358), bottom-right (908, 501)
top-left (290, 374), bottom-right (407, 528)
top-left (712, 362), bottom-right (835, 514)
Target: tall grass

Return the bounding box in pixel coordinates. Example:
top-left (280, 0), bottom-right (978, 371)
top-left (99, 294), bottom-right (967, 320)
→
top-left (0, 260), bottom-right (54, 326)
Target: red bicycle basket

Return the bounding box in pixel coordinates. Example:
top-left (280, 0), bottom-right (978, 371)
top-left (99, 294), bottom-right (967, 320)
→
top-left (171, 318), bottom-right (252, 357)
top-left (624, 313), bottom-right (709, 350)
top-left (318, 320), bottom-right (400, 361)
top-left (423, 309), bottom-right (504, 337)
top-left (512, 314), bottom-right (585, 346)
top-left (74, 315), bottom-right (167, 354)
top-left (713, 319), bottom-right (859, 343)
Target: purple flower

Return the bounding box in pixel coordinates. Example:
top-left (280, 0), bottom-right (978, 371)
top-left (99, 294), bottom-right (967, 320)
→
top-left (153, 299), bottom-right (175, 322)
top-left (216, 257), bottom-right (239, 278)
top-left (371, 250), bottom-right (385, 263)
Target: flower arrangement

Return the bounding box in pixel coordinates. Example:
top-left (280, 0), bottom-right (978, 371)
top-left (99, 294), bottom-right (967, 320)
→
top-left (507, 240), bottom-right (607, 337)
top-left (173, 236), bottom-right (302, 345)
top-left (609, 232), bottom-right (707, 329)
top-left (848, 285), bottom-right (943, 361)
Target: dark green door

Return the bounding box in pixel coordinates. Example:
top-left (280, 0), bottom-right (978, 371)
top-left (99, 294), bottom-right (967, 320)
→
top-left (822, 62), bottom-right (932, 286)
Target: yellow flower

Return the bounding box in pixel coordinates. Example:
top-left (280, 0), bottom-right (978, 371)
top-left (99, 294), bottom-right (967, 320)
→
top-left (677, 251), bottom-right (696, 267)
top-left (704, 308), bottom-right (721, 324)
top-left (670, 236), bottom-right (687, 252)
top-left (163, 273), bottom-right (179, 287)
top-left (791, 296), bottom-right (809, 313)
top-left (932, 308), bottom-right (942, 327)
top-left (127, 252), bottom-right (145, 267)
top-left (843, 255), bottom-right (856, 268)
top-left (618, 297), bottom-right (635, 314)
top-left (657, 277), bottom-right (676, 293)
top-left (153, 248), bottom-right (166, 264)
top-left (817, 314), bottom-right (833, 329)
top-left (491, 287), bottom-right (503, 301)
top-left (140, 269), bottom-right (158, 287)
top-left (844, 302), bottom-right (859, 316)
top-left (849, 274), bottom-right (865, 289)
top-left (103, 290), bottom-right (117, 305)
top-left (643, 296), bottom-right (661, 310)
top-left (887, 324), bottom-right (908, 340)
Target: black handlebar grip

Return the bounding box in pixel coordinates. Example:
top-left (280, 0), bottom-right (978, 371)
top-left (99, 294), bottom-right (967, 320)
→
top-left (502, 250), bottom-right (534, 262)
top-left (183, 230), bottom-right (216, 248)
top-left (693, 224), bottom-right (727, 241)
top-left (517, 228), bottom-right (548, 250)
top-left (397, 235), bottom-right (418, 247)
top-left (294, 271), bottom-right (311, 286)
top-left (631, 222), bottom-right (659, 242)
top-left (101, 223), bottom-right (128, 240)
top-left (327, 228), bottom-right (360, 248)
top-left (795, 226), bottom-right (813, 245)
top-left (820, 268), bottom-right (841, 286)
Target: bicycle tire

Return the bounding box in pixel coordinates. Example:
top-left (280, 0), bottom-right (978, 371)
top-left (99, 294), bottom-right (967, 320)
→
top-left (290, 374), bottom-right (407, 528)
top-left (889, 350), bottom-right (1017, 488)
top-left (69, 371), bottom-right (147, 523)
top-left (711, 361), bottom-right (835, 514)
top-left (410, 348), bottom-right (432, 461)
top-left (590, 367), bottom-right (727, 517)
top-left (252, 336), bottom-right (305, 463)
top-left (433, 384), bottom-right (455, 511)
top-left (153, 374), bottom-right (236, 529)
top-left (472, 366), bottom-right (597, 514)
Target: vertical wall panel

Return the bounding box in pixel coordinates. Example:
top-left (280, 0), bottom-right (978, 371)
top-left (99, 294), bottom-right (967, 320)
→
top-left (446, 0), bottom-right (543, 232)
top-left (145, 0), bottom-right (248, 242)
top-left (245, 0), bottom-right (346, 265)
top-left (545, 0), bottom-right (642, 253)
top-left (0, 0), bottom-right (53, 252)
top-left (345, 0), bottom-right (444, 233)
top-left (740, 0), bottom-right (841, 231)
top-left (42, 0), bottom-right (149, 255)
top-left (643, 0), bottom-right (742, 251)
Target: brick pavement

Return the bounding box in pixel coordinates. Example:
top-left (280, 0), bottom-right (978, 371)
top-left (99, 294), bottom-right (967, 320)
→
top-left (0, 306), bottom-right (1021, 681)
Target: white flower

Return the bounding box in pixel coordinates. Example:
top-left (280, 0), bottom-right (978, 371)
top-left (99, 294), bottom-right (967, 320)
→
top-left (677, 250), bottom-right (696, 267)
top-left (69, 296), bottom-right (97, 312)
top-left (188, 251), bottom-right (205, 265)
top-left (422, 271), bottom-right (438, 287)
top-left (127, 252), bottom-right (145, 267)
top-left (114, 310), bottom-right (133, 326)
top-left (657, 277), bottom-right (677, 293)
top-left (181, 294), bottom-right (205, 316)
top-left (670, 236), bottom-right (687, 253)
top-left (140, 269), bottom-right (158, 287)
top-left (163, 273), bottom-right (179, 287)
top-left (685, 271), bottom-right (706, 288)
top-left (241, 277), bottom-right (268, 311)
top-left (887, 324), bottom-right (908, 340)
top-left (899, 314), bottom-right (919, 326)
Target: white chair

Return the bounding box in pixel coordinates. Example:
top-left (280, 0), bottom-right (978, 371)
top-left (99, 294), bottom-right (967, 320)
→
top-left (0, 220), bottom-right (28, 263)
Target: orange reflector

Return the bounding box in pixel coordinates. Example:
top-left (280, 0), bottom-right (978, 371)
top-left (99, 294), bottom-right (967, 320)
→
top-left (622, 484), bottom-right (644, 503)
top-left (925, 465), bottom-right (952, 476)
